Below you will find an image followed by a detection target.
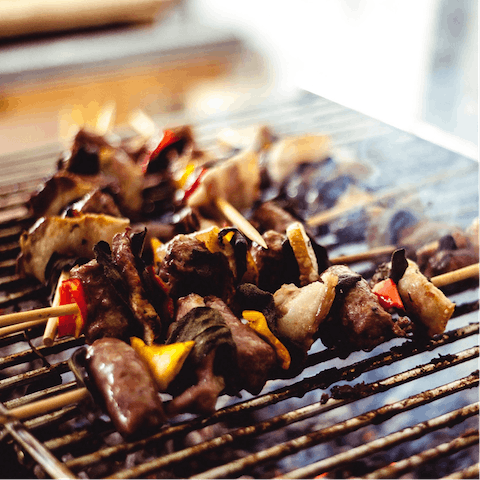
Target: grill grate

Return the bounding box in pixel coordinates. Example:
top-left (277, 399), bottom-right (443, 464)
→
top-left (0, 92), bottom-right (478, 479)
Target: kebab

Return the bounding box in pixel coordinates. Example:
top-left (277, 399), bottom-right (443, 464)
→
top-left (4, 216), bottom-right (480, 435)
top-left (6, 118), bottom-right (480, 436)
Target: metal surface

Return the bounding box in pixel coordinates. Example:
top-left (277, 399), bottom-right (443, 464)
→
top-left (0, 92), bottom-right (478, 478)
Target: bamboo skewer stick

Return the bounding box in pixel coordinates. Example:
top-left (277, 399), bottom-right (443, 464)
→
top-left (215, 197), bottom-right (268, 249)
top-left (330, 245), bottom-right (396, 265)
top-left (4, 388), bottom-right (89, 421)
top-left (0, 263), bottom-right (480, 421)
top-left (0, 303), bottom-right (78, 328)
top-left (430, 263), bottom-right (479, 288)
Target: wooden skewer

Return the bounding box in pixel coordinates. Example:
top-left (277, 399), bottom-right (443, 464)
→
top-left (3, 387), bottom-right (89, 421)
top-left (330, 245), bottom-right (396, 265)
top-left (0, 318), bottom-right (50, 338)
top-left (430, 263), bottom-right (479, 288)
top-left (43, 271), bottom-right (70, 347)
top-left (215, 197), bottom-right (268, 249)
top-left (0, 303), bottom-right (79, 329)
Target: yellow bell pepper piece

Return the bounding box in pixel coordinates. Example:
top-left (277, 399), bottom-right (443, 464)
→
top-left (242, 310), bottom-right (291, 370)
top-left (151, 237), bottom-right (166, 267)
top-left (130, 337), bottom-right (195, 391)
top-left (175, 163), bottom-right (196, 189)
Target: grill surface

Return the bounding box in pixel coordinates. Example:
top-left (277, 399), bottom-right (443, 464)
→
top-left (0, 91), bottom-right (478, 479)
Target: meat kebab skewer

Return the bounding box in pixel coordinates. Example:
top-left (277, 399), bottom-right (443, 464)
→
top-left (1, 260), bottom-right (476, 436)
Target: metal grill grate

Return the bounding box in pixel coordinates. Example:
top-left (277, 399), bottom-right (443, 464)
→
top-left (0, 92), bottom-right (478, 479)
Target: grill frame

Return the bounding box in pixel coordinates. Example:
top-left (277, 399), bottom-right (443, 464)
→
top-left (0, 91), bottom-right (478, 479)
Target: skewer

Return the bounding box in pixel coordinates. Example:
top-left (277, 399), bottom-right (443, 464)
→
top-left (0, 303), bottom-right (78, 329)
top-left (43, 270), bottom-right (70, 347)
top-left (0, 262), bottom-right (477, 422)
top-left (430, 263), bottom-right (479, 288)
top-left (329, 245), bottom-right (396, 265)
top-left (1, 262), bottom-right (477, 338)
top-left (215, 197), bottom-right (268, 249)
top-left (3, 387), bottom-right (89, 421)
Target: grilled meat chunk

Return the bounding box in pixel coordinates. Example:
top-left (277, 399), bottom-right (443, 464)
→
top-left (158, 234), bottom-right (236, 304)
top-left (86, 337), bottom-right (166, 439)
top-left (205, 296), bottom-right (277, 395)
top-left (69, 260), bottom-right (132, 343)
top-left (318, 265), bottom-right (397, 356)
top-left (250, 230), bottom-right (299, 292)
top-left (166, 306), bottom-right (237, 415)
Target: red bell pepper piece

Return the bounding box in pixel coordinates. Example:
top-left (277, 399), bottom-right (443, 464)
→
top-left (57, 278), bottom-right (88, 338)
top-left (372, 278), bottom-right (404, 310)
top-left (141, 129), bottom-right (179, 173)
top-left (148, 266), bottom-right (175, 318)
top-left (182, 167), bottom-right (207, 201)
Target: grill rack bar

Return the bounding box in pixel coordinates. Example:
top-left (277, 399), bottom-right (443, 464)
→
top-left (443, 463), bottom-right (480, 479)
top-left (0, 92), bottom-right (477, 478)
top-left (66, 345), bottom-right (478, 478)
top-left (279, 402), bottom-right (479, 479)
top-left (362, 430), bottom-right (479, 479)
top-left (193, 372), bottom-right (479, 480)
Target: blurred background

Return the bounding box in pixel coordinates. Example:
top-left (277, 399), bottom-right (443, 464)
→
top-left (0, 0), bottom-right (477, 159)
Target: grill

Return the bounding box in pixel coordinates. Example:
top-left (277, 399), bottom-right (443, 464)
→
top-left (0, 92), bottom-right (478, 479)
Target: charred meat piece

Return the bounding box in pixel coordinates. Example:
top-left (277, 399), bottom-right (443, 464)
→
top-left (65, 128), bottom-right (110, 175)
top-left (166, 306), bottom-right (238, 415)
top-left (69, 260), bottom-right (133, 344)
top-left (205, 296), bottom-right (277, 395)
top-left (158, 234), bottom-right (236, 304)
top-left (17, 214), bottom-right (129, 284)
top-left (318, 265), bottom-right (397, 356)
top-left (28, 171), bottom-right (105, 218)
top-left (94, 231), bottom-right (164, 345)
top-left (250, 230), bottom-right (299, 292)
top-left (419, 234), bottom-right (479, 278)
top-left (86, 337), bottom-right (166, 439)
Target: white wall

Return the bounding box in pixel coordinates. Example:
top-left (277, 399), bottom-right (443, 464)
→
top-left (189, 0), bottom-right (478, 159)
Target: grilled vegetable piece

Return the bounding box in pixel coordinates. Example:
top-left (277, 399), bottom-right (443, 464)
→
top-left (85, 337), bottom-right (166, 439)
top-left (130, 337), bottom-right (194, 392)
top-left (286, 221), bottom-right (320, 285)
top-left (397, 258), bottom-right (456, 336)
top-left (57, 278), bottom-right (88, 338)
top-left (17, 213), bottom-right (129, 283)
top-left (242, 310), bottom-right (291, 370)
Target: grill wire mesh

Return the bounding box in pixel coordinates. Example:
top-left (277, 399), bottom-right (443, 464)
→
top-left (0, 92), bottom-right (478, 479)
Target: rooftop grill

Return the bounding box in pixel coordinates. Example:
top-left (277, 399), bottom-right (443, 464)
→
top-left (0, 92), bottom-right (478, 479)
